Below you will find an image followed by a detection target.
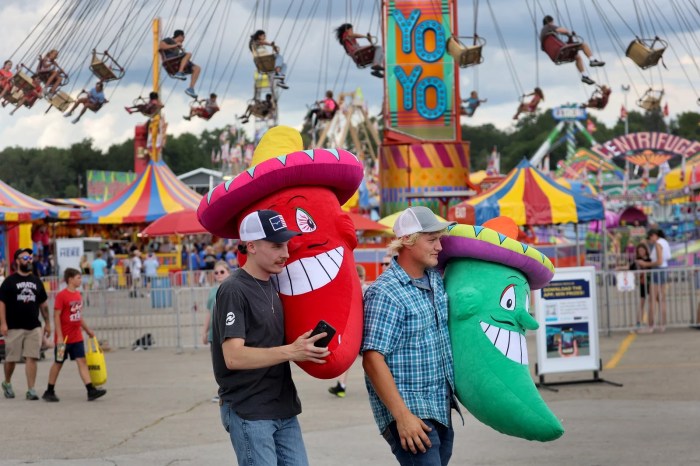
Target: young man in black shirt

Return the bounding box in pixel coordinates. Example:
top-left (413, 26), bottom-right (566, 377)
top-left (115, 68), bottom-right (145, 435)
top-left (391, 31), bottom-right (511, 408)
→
top-left (212, 209), bottom-right (330, 466)
top-left (0, 248), bottom-right (50, 400)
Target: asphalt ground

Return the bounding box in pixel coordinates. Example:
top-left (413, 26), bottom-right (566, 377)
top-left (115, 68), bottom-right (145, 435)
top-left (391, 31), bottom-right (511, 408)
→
top-left (1, 327), bottom-right (699, 466)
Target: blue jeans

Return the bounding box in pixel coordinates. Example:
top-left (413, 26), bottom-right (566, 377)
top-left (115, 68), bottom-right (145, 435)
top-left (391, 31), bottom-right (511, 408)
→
top-left (220, 404), bottom-right (309, 466)
top-left (382, 419), bottom-right (454, 466)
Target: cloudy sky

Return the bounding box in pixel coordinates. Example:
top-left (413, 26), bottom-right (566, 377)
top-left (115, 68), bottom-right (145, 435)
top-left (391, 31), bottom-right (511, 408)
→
top-left (1, 0), bottom-right (699, 153)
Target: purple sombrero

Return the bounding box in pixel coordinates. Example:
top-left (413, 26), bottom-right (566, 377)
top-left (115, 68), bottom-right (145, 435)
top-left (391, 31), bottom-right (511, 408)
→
top-left (197, 126), bottom-right (364, 238)
top-left (437, 224), bottom-right (555, 290)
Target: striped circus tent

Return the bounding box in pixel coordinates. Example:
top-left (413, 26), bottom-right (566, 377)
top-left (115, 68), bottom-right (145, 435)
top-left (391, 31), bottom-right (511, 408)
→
top-left (43, 197), bottom-right (101, 209)
top-left (448, 159), bottom-right (604, 226)
top-left (82, 160), bottom-right (201, 224)
top-left (0, 179), bottom-right (82, 222)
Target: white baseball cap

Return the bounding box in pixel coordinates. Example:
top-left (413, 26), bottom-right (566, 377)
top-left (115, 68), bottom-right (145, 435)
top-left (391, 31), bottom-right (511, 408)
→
top-left (239, 209), bottom-right (301, 243)
top-left (393, 206), bottom-right (456, 237)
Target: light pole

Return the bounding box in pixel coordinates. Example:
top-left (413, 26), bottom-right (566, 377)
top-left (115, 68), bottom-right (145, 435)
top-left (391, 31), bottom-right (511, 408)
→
top-left (621, 85), bottom-right (631, 195)
top-left (621, 85), bottom-right (630, 135)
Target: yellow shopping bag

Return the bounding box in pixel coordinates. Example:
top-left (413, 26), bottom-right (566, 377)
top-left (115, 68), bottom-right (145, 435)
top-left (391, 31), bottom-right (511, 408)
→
top-left (86, 337), bottom-right (107, 386)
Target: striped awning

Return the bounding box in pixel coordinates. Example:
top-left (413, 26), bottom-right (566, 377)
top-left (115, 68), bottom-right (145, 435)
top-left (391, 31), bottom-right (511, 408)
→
top-left (0, 179), bottom-right (82, 222)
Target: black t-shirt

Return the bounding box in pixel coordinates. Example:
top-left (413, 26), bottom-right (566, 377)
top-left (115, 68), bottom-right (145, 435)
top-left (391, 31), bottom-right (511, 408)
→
top-left (211, 268), bottom-right (301, 420)
top-left (162, 37), bottom-right (183, 59)
top-left (0, 273), bottom-right (48, 330)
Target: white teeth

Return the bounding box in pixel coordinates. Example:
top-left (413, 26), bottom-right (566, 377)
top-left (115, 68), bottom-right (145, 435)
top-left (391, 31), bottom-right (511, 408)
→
top-left (273, 247), bottom-right (344, 296)
top-left (480, 321), bottom-right (528, 365)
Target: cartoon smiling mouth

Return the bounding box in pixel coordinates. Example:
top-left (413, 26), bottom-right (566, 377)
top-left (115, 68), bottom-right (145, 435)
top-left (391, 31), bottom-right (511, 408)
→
top-left (271, 246), bottom-right (344, 296)
top-left (480, 321), bottom-right (529, 365)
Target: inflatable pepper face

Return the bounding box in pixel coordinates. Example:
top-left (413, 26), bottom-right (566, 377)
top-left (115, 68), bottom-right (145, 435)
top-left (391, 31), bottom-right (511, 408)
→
top-left (197, 127), bottom-right (365, 380)
top-left (438, 220), bottom-right (564, 442)
top-left (239, 186), bottom-right (363, 378)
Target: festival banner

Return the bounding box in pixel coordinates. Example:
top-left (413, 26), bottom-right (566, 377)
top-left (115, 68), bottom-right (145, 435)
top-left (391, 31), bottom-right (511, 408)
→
top-left (87, 170), bottom-right (137, 202)
top-left (384, 0), bottom-right (458, 140)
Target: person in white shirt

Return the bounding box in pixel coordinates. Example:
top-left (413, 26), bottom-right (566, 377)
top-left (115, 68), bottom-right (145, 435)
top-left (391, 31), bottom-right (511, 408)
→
top-left (637, 229), bottom-right (671, 332)
top-left (130, 249), bottom-right (143, 298)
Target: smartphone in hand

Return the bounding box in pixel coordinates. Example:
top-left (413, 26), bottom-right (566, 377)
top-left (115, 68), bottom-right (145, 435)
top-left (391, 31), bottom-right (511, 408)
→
top-left (309, 320), bottom-right (336, 348)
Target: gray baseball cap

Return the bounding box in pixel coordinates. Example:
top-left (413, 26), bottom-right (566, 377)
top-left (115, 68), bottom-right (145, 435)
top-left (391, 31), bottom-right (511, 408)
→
top-left (393, 206), bottom-right (456, 237)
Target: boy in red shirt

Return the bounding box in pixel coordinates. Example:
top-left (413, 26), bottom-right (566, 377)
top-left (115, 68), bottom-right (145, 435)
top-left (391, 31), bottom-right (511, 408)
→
top-left (42, 268), bottom-right (106, 402)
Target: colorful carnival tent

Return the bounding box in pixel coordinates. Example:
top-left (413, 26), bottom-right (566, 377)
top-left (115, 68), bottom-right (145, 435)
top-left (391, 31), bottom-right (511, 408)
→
top-left (448, 159), bottom-right (604, 226)
top-left (82, 160), bottom-right (201, 224)
top-left (0, 179), bottom-right (82, 221)
top-left (43, 198), bottom-right (101, 209)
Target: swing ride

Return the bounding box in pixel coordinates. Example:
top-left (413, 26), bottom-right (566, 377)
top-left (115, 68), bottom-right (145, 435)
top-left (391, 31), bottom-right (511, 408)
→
top-left (2, 0), bottom-right (700, 219)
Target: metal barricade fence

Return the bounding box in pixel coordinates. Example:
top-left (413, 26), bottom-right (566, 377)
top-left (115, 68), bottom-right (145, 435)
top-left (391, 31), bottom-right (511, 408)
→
top-left (40, 266), bottom-right (700, 349)
top-left (595, 267), bottom-right (699, 333)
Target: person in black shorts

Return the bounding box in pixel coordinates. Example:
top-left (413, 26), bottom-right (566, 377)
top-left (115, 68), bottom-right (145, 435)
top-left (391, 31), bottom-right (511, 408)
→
top-left (629, 243), bottom-right (651, 332)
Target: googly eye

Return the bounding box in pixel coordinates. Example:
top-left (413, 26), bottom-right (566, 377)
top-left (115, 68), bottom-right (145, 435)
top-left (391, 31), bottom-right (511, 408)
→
top-left (295, 208), bottom-right (316, 233)
top-left (500, 284), bottom-right (516, 311)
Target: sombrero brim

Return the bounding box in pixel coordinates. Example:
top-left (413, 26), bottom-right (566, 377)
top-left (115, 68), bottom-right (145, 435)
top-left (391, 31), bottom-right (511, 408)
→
top-left (437, 224), bottom-right (555, 290)
top-left (198, 148), bottom-right (364, 238)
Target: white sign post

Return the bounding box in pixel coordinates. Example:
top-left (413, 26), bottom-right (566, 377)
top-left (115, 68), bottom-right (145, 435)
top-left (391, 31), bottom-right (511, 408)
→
top-left (55, 239), bottom-right (84, 278)
top-left (534, 266), bottom-right (621, 388)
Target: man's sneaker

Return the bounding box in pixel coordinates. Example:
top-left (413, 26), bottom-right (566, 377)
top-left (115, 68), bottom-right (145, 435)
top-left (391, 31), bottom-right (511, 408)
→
top-left (183, 115), bottom-right (191, 121)
top-left (2, 381), bottom-right (15, 399)
top-left (185, 88), bottom-right (198, 99)
top-left (277, 81), bottom-right (289, 90)
top-left (371, 64), bottom-right (385, 71)
top-left (71, 117), bottom-right (80, 124)
top-left (581, 75), bottom-right (595, 85)
top-left (589, 59), bottom-right (605, 67)
top-left (26, 388), bottom-right (39, 400)
top-left (87, 387), bottom-right (107, 401)
top-left (173, 72), bottom-right (187, 81)
top-left (42, 391), bottom-right (59, 402)
top-left (328, 382), bottom-right (346, 398)
top-left (371, 70), bottom-right (384, 79)
top-left (240, 118), bottom-right (249, 124)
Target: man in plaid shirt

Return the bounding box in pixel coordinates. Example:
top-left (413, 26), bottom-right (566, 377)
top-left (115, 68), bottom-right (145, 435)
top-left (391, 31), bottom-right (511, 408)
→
top-left (362, 206), bottom-right (459, 466)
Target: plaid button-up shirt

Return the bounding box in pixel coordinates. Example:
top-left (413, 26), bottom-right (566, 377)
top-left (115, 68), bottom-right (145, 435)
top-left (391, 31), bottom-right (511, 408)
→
top-left (361, 258), bottom-right (456, 433)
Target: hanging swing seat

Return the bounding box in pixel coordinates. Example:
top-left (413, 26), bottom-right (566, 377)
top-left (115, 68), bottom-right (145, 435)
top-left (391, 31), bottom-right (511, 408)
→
top-left (46, 91), bottom-right (74, 112)
top-left (12, 70), bottom-right (35, 92)
top-left (132, 96), bottom-right (160, 117)
top-left (249, 99), bottom-right (274, 119)
top-left (189, 99), bottom-right (216, 120)
top-left (2, 87), bottom-right (25, 106)
top-left (77, 89), bottom-right (105, 113)
top-left (90, 49), bottom-right (125, 82)
top-left (586, 87), bottom-right (611, 110)
top-left (343, 34), bottom-right (379, 68)
top-left (447, 35), bottom-right (485, 68)
top-left (350, 46), bottom-right (376, 68)
top-left (637, 89), bottom-right (663, 111)
top-left (252, 48), bottom-right (277, 74)
top-left (542, 33), bottom-right (583, 64)
top-left (626, 37), bottom-right (667, 70)
top-left (159, 50), bottom-right (185, 77)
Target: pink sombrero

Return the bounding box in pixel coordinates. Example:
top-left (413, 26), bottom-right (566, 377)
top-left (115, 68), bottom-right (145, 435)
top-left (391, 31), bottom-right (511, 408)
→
top-left (437, 218), bottom-right (555, 290)
top-left (197, 126), bottom-right (364, 238)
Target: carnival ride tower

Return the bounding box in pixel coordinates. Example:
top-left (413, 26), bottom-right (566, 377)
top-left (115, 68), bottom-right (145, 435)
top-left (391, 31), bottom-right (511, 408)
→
top-left (380, 0), bottom-right (472, 216)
